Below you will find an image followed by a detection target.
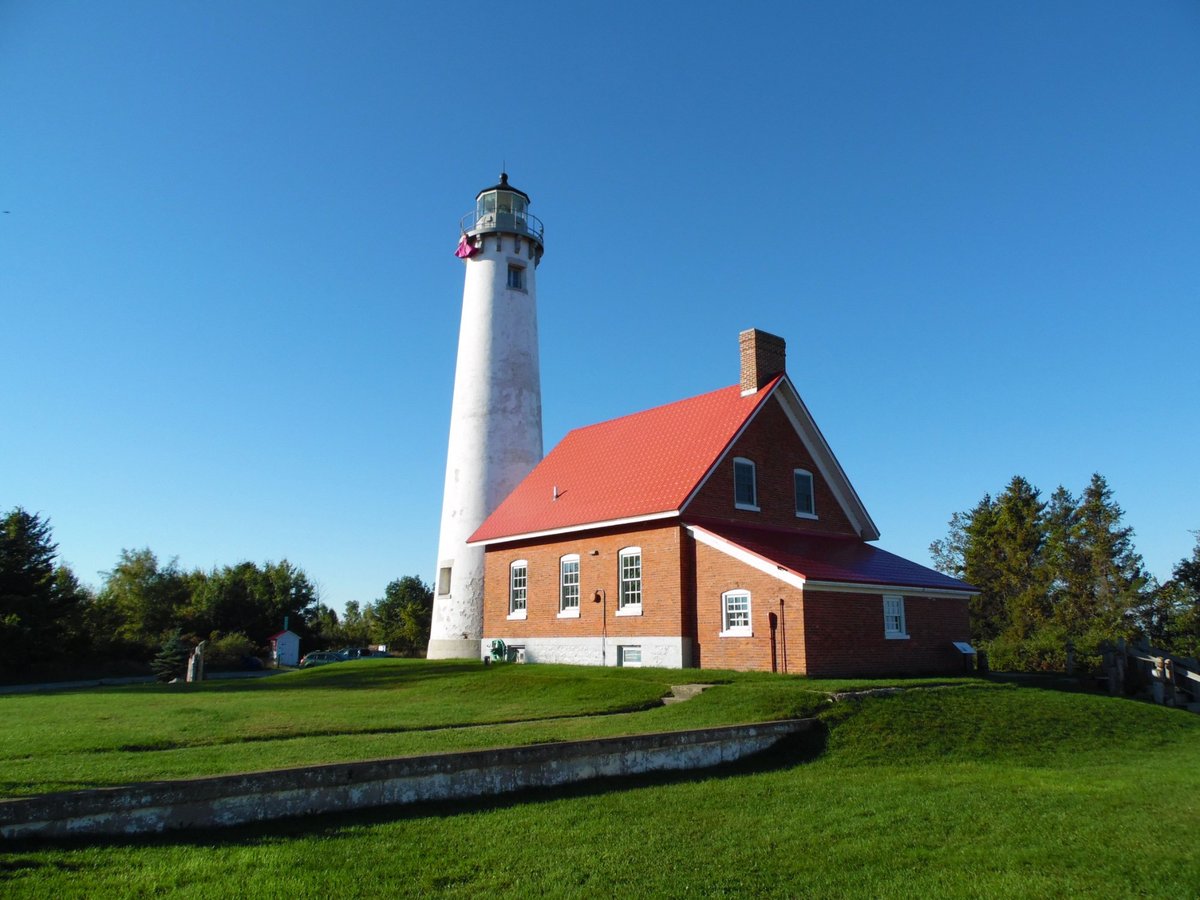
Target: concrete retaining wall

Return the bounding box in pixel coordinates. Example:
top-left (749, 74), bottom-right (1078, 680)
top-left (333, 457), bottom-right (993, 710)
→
top-left (0, 719), bottom-right (812, 839)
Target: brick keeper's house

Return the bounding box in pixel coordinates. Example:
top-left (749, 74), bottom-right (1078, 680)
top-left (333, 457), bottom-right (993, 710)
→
top-left (468, 329), bottom-right (976, 675)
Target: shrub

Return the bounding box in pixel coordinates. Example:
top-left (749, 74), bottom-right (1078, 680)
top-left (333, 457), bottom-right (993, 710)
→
top-left (204, 632), bottom-right (258, 671)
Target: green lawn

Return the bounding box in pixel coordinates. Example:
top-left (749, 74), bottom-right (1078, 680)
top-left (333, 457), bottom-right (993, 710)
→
top-left (0, 658), bottom-right (954, 796)
top-left (3, 662), bottom-right (1198, 897)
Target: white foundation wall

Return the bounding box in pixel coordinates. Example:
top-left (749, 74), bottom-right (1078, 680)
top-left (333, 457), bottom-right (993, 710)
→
top-left (429, 233), bottom-right (543, 659)
top-left (481, 636), bottom-right (693, 669)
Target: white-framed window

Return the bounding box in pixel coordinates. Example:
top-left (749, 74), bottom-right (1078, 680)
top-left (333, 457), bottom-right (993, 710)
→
top-left (883, 594), bottom-right (908, 638)
top-left (617, 547), bottom-right (642, 614)
top-left (508, 560), bottom-right (528, 619)
top-left (507, 263), bottom-right (525, 290)
top-left (437, 565), bottom-right (452, 596)
top-left (720, 590), bottom-right (752, 636)
top-left (734, 457), bottom-right (759, 510)
top-left (794, 469), bottom-right (816, 518)
top-left (618, 645), bottom-right (642, 667)
top-left (559, 554), bottom-right (580, 617)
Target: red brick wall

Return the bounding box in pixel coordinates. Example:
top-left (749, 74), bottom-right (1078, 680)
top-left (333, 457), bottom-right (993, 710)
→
top-left (482, 525), bottom-right (972, 678)
top-left (691, 538), bottom-right (805, 673)
top-left (802, 590), bottom-right (970, 676)
top-left (482, 523), bottom-right (688, 640)
top-left (685, 396), bottom-right (858, 537)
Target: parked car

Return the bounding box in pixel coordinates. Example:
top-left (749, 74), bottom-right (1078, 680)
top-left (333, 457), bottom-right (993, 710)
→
top-left (336, 647), bottom-right (377, 660)
top-left (299, 651), bottom-right (342, 669)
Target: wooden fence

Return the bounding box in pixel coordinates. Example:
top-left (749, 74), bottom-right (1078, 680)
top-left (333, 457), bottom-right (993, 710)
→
top-left (1100, 638), bottom-right (1200, 712)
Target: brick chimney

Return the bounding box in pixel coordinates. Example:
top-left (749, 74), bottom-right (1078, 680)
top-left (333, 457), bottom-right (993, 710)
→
top-left (739, 328), bottom-right (786, 394)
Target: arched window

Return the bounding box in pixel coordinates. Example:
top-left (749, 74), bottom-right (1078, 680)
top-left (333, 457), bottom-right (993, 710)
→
top-left (508, 560), bottom-right (528, 618)
top-left (721, 590), bottom-right (752, 636)
top-left (734, 457), bottom-right (759, 510)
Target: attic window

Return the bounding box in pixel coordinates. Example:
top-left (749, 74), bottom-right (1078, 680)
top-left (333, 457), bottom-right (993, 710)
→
top-left (794, 469), bottom-right (816, 518)
top-left (734, 458), bottom-right (759, 511)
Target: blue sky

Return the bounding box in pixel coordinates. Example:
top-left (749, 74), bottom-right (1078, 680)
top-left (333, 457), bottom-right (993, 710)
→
top-left (2, 1), bottom-right (1198, 613)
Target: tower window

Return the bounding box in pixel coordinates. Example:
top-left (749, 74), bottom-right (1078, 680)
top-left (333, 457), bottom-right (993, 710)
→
top-left (734, 458), bottom-right (758, 510)
top-left (507, 264), bottom-right (525, 290)
top-left (437, 566), bottom-right (452, 596)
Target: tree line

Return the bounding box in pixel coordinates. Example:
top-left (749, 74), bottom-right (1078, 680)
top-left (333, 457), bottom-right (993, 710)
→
top-left (931, 473), bottom-right (1199, 671)
top-left (0, 506), bottom-right (433, 680)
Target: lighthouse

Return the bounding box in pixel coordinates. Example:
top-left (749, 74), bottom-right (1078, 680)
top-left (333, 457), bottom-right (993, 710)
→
top-left (427, 174), bottom-right (546, 659)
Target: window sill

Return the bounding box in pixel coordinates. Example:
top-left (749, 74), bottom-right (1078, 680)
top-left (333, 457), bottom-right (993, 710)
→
top-left (885, 633), bottom-right (909, 640)
top-left (615, 606), bottom-right (642, 617)
top-left (719, 629), bottom-right (753, 638)
top-left (507, 610), bottom-right (528, 621)
top-left (734, 503), bottom-right (761, 512)
top-left (794, 512), bottom-right (818, 520)
top-left (557, 608), bottom-right (580, 619)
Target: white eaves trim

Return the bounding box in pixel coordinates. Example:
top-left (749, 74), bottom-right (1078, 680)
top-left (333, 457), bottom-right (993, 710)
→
top-left (468, 510), bottom-right (679, 547)
top-left (687, 525), bottom-right (807, 591)
top-left (806, 580), bottom-right (976, 599)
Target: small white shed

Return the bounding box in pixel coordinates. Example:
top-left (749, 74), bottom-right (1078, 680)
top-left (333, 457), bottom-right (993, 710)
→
top-left (268, 630), bottom-right (300, 667)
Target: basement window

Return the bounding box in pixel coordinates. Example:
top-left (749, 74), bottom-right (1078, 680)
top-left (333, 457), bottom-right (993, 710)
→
top-left (618, 645), bottom-right (642, 667)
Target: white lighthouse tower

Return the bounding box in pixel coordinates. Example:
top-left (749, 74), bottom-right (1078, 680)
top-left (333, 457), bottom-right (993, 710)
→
top-left (427, 174), bottom-right (545, 659)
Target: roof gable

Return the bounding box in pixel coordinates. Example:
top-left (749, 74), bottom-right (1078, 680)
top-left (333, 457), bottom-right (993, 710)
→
top-left (469, 373), bottom-right (880, 545)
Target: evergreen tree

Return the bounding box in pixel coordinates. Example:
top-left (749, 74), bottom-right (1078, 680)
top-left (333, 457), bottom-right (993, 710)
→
top-left (1051, 474), bottom-right (1146, 648)
top-left (1136, 533), bottom-right (1200, 658)
top-left (0, 507), bottom-right (86, 673)
top-left (932, 478), bottom-right (1046, 645)
top-left (151, 630), bottom-right (189, 682)
top-left (932, 474), bottom-right (1151, 671)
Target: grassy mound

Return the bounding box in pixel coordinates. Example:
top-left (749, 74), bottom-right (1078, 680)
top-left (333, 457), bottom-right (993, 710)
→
top-left (3, 666), bottom-right (1198, 897)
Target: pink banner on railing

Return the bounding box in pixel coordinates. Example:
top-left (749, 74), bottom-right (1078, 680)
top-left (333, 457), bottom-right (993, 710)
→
top-left (455, 235), bottom-right (478, 258)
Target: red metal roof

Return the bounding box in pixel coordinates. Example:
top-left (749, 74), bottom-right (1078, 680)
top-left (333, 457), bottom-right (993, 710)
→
top-left (469, 378), bottom-right (781, 543)
top-left (692, 522), bottom-right (976, 593)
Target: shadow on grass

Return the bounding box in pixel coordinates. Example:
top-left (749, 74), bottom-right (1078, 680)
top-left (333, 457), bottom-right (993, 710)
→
top-left (983, 671), bottom-right (1108, 696)
top-left (2, 724), bottom-right (829, 853)
top-left (79, 660), bottom-right (490, 696)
